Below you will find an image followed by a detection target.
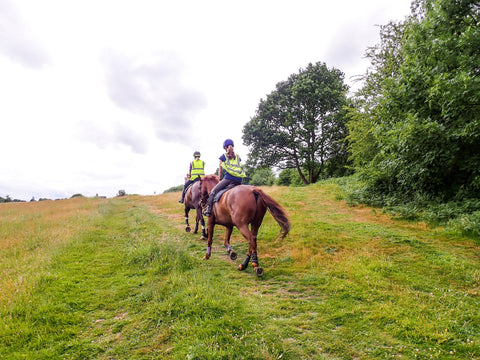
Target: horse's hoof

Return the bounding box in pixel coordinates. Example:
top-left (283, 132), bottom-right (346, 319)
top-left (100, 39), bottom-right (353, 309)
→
top-left (203, 254), bottom-right (210, 260)
top-left (254, 267), bottom-right (264, 277)
top-left (185, 226), bottom-right (191, 233)
top-left (238, 264), bottom-right (246, 271)
top-left (229, 251), bottom-right (237, 260)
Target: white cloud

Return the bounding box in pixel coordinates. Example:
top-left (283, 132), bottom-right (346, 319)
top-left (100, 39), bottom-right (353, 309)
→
top-left (0, 0), bottom-right (51, 68)
top-left (0, 0), bottom-right (413, 200)
top-left (101, 49), bottom-right (207, 143)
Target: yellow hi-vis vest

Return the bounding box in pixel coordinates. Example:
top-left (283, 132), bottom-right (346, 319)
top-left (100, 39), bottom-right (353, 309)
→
top-left (221, 153), bottom-right (246, 178)
top-left (190, 159), bottom-right (205, 180)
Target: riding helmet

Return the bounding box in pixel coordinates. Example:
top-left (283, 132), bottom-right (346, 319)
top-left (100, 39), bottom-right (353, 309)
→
top-left (223, 139), bottom-right (234, 149)
top-left (193, 151), bottom-right (201, 157)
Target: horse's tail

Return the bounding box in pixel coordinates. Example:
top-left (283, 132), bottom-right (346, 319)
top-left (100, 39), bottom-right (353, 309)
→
top-left (253, 188), bottom-right (290, 239)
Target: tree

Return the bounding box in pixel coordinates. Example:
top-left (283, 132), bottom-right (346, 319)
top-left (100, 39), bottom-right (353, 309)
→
top-left (348, 0), bottom-right (480, 202)
top-left (249, 167), bottom-right (276, 186)
top-left (243, 62), bottom-right (349, 184)
top-left (277, 168), bottom-right (304, 186)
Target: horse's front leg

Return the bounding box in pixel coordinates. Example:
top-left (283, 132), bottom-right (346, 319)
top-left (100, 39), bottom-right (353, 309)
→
top-left (224, 226), bottom-right (237, 260)
top-left (193, 212), bottom-right (199, 234)
top-left (203, 217), bottom-right (215, 260)
top-left (184, 207), bottom-right (191, 233)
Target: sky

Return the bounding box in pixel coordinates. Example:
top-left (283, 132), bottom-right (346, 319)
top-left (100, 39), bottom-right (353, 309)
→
top-left (0, 0), bottom-right (412, 200)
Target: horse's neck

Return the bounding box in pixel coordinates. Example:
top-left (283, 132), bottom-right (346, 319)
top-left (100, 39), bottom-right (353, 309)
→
top-left (207, 184), bottom-right (215, 194)
top-left (207, 181), bottom-right (217, 194)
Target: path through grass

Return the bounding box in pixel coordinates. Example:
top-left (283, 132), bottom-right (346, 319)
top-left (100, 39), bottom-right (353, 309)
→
top-left (1, 182), bottom-right (479, 359)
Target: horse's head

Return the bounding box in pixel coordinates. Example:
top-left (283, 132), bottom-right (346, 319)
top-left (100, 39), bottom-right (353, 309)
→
top-left (199, 175), bottom-right (219, 206)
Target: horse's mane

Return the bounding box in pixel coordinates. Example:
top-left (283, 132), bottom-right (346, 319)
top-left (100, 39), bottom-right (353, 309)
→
top-left (202, 175), bottom-right (219, 188)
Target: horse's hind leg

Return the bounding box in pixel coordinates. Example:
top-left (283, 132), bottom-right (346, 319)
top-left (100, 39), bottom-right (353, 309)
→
top-left (237, 223), bottom-right (263, 276)
top-left (201, 218), bottom-right (207, 239)
top-left (237, 225), bottom-right (256, 271)
top-left (249, 210), bottom-right (266, 276)
top-left (195, 207), bottom-right (207, 240)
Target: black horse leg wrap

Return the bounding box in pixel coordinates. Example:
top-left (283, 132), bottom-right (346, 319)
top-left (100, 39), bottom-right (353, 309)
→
top-left (251, 252), bottom-right (258, 265)
top-left (241, 255), bottom-right (251, 269)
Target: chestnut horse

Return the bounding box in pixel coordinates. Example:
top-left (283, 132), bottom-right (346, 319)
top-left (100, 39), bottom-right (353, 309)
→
top-left (183, 180), bottom-right (207, 239)
top-left (199, 175), bottom-right (290, 276)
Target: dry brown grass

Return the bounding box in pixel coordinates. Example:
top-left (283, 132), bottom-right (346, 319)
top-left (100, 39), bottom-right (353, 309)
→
top-left (0, 197), bottom-right (103, 306)
top-left (132, 193), bottom-right (182, 223)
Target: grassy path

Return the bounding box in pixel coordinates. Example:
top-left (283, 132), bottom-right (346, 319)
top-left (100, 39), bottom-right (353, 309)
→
top-left (1, 181), bottom-right (479, 359)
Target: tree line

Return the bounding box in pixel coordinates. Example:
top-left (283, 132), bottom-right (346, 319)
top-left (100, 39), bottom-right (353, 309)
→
top-left (243, 0), bottom-right (479, 194)
top-left (242, 0), bottom-right (480, 234)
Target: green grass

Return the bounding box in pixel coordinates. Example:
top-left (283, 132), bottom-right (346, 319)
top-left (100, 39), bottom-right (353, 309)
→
top-left (1, 183), bottom-right (479, 359)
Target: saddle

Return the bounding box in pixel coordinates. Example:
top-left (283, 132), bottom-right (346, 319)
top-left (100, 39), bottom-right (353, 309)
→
top-left (186, 182), bottom-right (194, 192)
top-left (213, 183), bottom-right (239, 203)
top-left (186, 177), bottom-right (200, 191)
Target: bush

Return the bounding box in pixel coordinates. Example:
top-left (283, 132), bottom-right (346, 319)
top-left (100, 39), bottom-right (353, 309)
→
top-left (337, 175), bottom-right (480, 238)
top-left (250, 168), bottom-right (275, 186)
top-left (448, 211), bottom-right (480, 239)
top-left (163, 185), bottom-right (183, 193)
top-left (276, 168), bottom-right (304, 187)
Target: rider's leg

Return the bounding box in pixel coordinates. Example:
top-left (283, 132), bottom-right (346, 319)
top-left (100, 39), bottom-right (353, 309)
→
top-left (204, 179), bottom-right (231, 216)
top-left (179, 180), bottom-right (193, 203)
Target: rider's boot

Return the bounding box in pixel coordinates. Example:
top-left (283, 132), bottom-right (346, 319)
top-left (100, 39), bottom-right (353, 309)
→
top-left (178, 189), bottom-right (186, 203)
top-left (203, 198), bottom-right (213, 217)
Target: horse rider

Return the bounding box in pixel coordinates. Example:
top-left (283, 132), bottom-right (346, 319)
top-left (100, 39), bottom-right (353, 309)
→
top-left (178, 151), bottom-right (205, 203)
top-left (203, 139), bottom-right (246, 217)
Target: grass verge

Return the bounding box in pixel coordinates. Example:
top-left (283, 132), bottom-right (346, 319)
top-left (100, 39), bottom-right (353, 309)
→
top-left (1, 183), bottom-right (479, 359)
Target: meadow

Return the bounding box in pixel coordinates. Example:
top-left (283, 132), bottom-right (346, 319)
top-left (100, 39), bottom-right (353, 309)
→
top-left (1, 180), bottom-right (479, 359)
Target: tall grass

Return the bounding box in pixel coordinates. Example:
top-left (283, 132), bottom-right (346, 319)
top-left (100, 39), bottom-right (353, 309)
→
top-left (0, 198), bottom-right (102, 309)
top-left (1, 185), bottom-right (479, 359)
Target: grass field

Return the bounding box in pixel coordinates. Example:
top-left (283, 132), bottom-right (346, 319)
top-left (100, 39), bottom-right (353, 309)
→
top-left (1, 180), bottom-right (479, 359)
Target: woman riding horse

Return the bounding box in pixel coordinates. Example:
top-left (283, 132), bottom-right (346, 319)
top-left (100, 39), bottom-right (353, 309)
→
top-left (183, 179), bottom-right (207, 239)
top-left (203, 139), bottom-right (245, 217)
top-left (179, 151), bottom-right (205, 203)
top-left (199, 138), bottom-right (289, 276)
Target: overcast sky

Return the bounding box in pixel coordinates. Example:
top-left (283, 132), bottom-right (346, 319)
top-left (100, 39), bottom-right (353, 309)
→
top-left (0, 0), bottom-right (412, 200)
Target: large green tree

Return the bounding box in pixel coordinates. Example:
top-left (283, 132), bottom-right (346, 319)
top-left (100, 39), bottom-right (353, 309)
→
top-left (348, 0), bottom-right (480, 202)
top-left (243, 62), bottom-right (349, 184)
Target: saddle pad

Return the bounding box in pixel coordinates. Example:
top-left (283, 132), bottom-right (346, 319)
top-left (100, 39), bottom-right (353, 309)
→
top-left (213, 183), bottom-right (239, 203)
top-left (214, 189), bottom-right (228, 203)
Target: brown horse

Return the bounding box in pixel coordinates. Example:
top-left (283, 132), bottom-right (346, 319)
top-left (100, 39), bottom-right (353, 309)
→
top-left (199, 175), bottom-right (290, 276)
top-left (183, 179), bottom-right (207, 239)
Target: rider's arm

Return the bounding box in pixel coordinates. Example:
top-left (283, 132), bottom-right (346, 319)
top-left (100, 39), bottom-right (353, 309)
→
top-left (188, 162), bottom-right (193, 178)
top-left (218, 160), bottom-right (223, 179)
